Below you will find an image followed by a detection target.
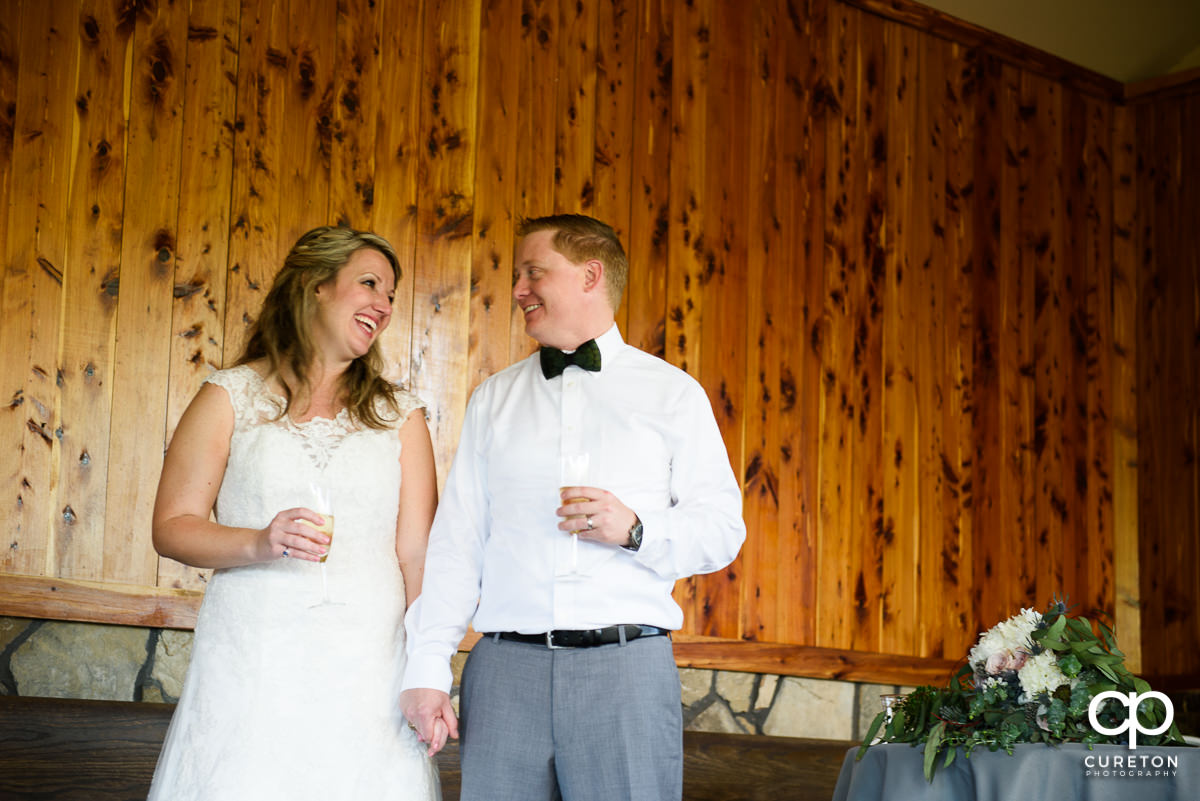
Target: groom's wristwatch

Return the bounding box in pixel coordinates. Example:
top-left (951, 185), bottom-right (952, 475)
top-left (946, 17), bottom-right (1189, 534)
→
top-left (623, 517), bottom-right (643, 552)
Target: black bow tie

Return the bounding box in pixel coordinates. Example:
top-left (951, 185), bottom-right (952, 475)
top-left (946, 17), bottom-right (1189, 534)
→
top-left (540, 339), bottom-right (602, 379)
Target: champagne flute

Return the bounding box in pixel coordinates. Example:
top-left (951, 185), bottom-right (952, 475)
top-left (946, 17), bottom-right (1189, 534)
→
top-left (304, 484), bottom-right (341, 608)
top-left (560, 453), bottom-right (590, 571)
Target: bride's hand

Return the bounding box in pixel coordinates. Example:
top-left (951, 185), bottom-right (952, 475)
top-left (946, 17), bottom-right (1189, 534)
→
top-left (258, 507), bottom-right (329, 563)
top-left (425, 717), bottom-right (450, 757)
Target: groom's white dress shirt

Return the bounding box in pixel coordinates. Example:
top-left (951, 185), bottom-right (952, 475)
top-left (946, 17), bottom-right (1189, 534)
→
top-left (402, 324), bottom-right (746, 693)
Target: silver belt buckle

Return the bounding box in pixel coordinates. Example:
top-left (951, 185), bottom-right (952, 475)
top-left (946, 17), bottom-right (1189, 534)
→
top-left (545, 632), bottom-right (566, 650)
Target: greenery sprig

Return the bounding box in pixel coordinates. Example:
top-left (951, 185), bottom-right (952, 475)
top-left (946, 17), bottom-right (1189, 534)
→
top-left (857, 598), bottom-right (1188, 780)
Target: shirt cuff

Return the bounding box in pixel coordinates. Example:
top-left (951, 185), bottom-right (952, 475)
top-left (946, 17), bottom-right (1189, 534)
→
top-left (399, 653), bottom-right (454, 695)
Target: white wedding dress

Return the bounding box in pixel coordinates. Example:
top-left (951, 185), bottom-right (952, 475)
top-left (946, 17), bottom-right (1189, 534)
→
top-left (148, 365), bottom-right (441, 801)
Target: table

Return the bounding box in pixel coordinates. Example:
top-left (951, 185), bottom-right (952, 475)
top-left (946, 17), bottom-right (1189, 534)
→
top-left (833, 742), bottom-right (1198, 801)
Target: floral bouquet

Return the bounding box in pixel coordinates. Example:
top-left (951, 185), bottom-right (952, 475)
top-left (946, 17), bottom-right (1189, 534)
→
top-left (858, 598), bottom-right (1187, 780)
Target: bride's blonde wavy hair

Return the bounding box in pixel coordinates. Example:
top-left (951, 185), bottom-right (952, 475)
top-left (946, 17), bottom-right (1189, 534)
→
top-left (237, 225), bottom-right (403, 430)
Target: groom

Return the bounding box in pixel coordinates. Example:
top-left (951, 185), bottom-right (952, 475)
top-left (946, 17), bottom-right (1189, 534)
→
top-left (401, 214), bottom-right (745, 800)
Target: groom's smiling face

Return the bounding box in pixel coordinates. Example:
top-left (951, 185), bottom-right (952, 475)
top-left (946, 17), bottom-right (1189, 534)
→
top-left (512, 229), bottom-right (592, 350)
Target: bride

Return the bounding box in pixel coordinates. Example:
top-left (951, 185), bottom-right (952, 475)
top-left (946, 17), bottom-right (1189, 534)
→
top-left (148, 225), bottom-right (445, 800)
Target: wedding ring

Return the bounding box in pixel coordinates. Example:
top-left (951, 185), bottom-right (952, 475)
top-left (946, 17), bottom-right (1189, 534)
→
top-left (586, 516), bottom-right (594, 530)
top-left (282, 548), bottom-right (289, 558)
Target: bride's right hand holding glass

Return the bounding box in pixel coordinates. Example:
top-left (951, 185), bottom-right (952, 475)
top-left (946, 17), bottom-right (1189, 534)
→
top-left (259, 507), bottom-right (330, 562)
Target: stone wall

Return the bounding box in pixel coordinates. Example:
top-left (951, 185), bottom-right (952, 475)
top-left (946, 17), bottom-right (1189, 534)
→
top-left (3, 616), bottom-right (1198, 744)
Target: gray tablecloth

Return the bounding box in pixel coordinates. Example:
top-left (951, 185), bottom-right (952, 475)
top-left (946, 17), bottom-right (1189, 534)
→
top-left (833, 742), bottom-right (1198, 801)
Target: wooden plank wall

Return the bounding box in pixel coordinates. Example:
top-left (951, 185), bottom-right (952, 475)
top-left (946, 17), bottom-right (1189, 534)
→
top-left (1126, 87), bottom-right (1200, 681)
top-left (0, 0), bottom-right (1197, 684)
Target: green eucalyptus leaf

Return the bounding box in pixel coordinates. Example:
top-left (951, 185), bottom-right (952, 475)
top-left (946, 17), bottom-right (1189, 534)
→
top-left (924, 721), bottom-right (947, 781)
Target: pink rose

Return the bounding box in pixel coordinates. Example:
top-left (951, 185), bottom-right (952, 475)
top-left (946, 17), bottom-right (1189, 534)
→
top-left (985, 652), bottom-right (1008, 674)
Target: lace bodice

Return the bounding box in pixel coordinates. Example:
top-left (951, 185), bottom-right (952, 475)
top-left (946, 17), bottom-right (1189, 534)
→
top-left (210, 364), bottom-right (425, 471)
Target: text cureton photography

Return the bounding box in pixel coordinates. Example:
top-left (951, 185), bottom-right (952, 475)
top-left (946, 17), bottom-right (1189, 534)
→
top-left (1083, 753), bottom-right (1180, 778)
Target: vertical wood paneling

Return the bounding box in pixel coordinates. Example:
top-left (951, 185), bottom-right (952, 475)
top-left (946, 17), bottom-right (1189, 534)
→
top-left (468, 0), bottom-right (518, 394)
top-left (158, 0), bottom-right (240, 592)
top-left (1, 1), bottom-right (78, 577)
top-left (509, 0), bottom-right (557, 366)
top-left (786, 0), bottom-right (828, 647)
top-left (105, 0), bottom-right (189, 586)
top-left (664, 0), bottom-right (707, 378)
top-left (739, 0), bottom-right (826, 646)
top-left (740, 0), bottom-right (780, 643)
top-left (330, 0), bottom-right (384, 231)
top-left (1022, 72), bottom-right (1068, 608)
top-left (665, 0), bottom-right (710, 628)
top-left (223, 0), bottom-right (289, 363)
top-left (2, 0), bottom-right (1195, 680)
top-left (278, 0), bottom-right (335, 245)
top-left (1181, 93), bottom-right (1200, 676)
top-left (0, 7), bottom-right (16, 561)
top-left (690, 0), bottom-right (749, 638)
top-left (622, 0), bottom-right (671, 358)
top-left (936, 40), bottom-right (976, 658)
top-left (54, 0), bottom-right (132, 580)
top-left (372, 0), bottom-right (424, 386)
top-left (0, 4), bottom-right (14, 351)
top-left (1073, 92), bottom-right (1116, 618)
top-left (1133, 100), bottom-right (1161, 669)
top-left (410, 0), bottom-right (479, 478)
top-left (883, 21), bottom-right (918, 657)
top-left (553, 0), bottom-right (596, 214)
top-left (1137, 95), bottom-right (1198, 676)
top-left (1110, 102), bottom-right (1141, 672)
top-left (593, 0), bottom-right (636, 330)
top-left (851, 12), bottom-right (885, 653)
top-left (912, 31), bottom-right (948, 659)
top-left (972, 57), bottom-right (1034, 628)
top-left (816, 0), bottom-right (857, 649)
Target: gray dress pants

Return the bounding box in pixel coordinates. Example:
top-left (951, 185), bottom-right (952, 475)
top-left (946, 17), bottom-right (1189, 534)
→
top-left (458, 632), bottom-right (683, 801)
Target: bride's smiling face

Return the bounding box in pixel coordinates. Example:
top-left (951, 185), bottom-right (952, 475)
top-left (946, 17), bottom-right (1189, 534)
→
top-left (310, 248), bottom-right (396, 362)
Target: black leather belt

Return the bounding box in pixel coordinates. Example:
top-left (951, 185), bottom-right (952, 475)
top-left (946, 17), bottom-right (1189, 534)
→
top-left (491, 625), bottom-right (670, 649)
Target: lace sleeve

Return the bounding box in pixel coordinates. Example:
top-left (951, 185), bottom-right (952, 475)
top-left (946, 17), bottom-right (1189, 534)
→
top-left (202, 365), bottom-right (282, 429)
top-left (391, 388), bottom-right (427, 426)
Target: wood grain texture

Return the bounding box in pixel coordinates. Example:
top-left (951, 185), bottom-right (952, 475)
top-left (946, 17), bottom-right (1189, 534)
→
top-left (157, 0), bottom-right (240, 594)
top-left (223, 0), bottom-right (290, 364)
top-left (838, 0), bottom-right (1122, 101)
top-left (1109, 102), bottom-right (1141, 673)
top-left (372, 0), bottom-right (425, 388)
top-left (935, 40), bottom-right (976, 660)
top-left (0, 575), bottom-right (202, 629)
top-left (665, 0), bottom-right (711, 629)
top-left (54, 0), bottom-right (131, 582)
top-left (105, 0), bottom-right (190, 587)
top-left (0, 695), bottom-right (854, 801)
top-left (1, 0), bottom-right (1197, 684)
top-left (509, 0), bottom-right (558, 367)
top-left (0, 696), bottom-right (172, 801)
top-left (1135, 93), bottom-right (1199, 677)
top-left (2, 1), bottom-right (78, 579)
top-left (552, 0), bottom-right (597, 214)
top-left (409, 0), bottom-right (479, 479)
top-left (468, 0), bottom-right (519, 394)
top-left (622, 0), bottom-right (672, 359)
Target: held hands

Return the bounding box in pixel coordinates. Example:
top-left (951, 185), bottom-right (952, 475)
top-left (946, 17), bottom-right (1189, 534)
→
top-left (259, 507), bottom-right (330, 563)
top-left (556, 487), bottom-right (638, 547)
top-left (400, 688), bottom-right (459, 757)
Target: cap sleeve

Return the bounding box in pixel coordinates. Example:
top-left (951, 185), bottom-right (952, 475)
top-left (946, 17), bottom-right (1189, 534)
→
top-left (392, 388), bottom-right (427, 424)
